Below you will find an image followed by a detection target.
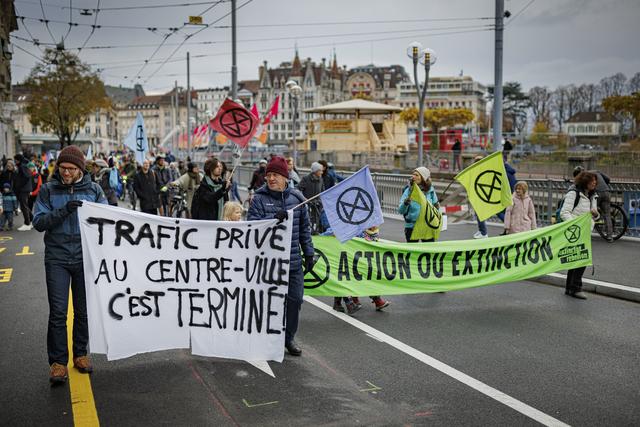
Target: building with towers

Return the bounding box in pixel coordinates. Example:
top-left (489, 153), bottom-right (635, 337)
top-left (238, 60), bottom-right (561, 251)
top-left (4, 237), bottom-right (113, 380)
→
top-left (257, 50), bottom-right (348, 145)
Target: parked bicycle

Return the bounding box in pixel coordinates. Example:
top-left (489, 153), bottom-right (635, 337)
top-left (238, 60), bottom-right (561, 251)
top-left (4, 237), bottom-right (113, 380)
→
top-left (595, 202), bottom-right (628, 241)
top-left (243, 190), bottom-right (255, 213)
top-left (307, 200), bottom-right (324, 235)
top-left (168, 186), bottom-right (188, 218)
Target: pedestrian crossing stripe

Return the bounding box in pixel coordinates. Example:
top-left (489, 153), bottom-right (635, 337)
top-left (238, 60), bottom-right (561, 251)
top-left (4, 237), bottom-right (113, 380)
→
top-left (0, 268), bottom-right (13, 283)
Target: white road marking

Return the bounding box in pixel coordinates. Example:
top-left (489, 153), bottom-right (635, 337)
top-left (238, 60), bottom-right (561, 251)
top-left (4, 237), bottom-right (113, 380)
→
top-left (547, 273), bottom-right (640, 294)
top-left (305, 296), bottom-right (571, 427)
top-left (247, 360), bottom-right (275, 378)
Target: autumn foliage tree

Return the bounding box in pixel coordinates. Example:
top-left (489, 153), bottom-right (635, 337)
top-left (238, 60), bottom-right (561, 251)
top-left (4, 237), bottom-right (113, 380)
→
top-left (24, 48), bottom-right (110, 148)
top-left (400, 107), bottom-right (474, 148)
top-left (602, 92), bottom-right (640, 138)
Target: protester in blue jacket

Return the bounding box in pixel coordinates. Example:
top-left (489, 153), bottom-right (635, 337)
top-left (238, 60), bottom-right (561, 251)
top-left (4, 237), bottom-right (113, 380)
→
top-left (398, 166), bottom-right (439, 242)
top-left (247, 156), bottom-right (315, 356)
top-left (33, 145), bottom-right (107, 385)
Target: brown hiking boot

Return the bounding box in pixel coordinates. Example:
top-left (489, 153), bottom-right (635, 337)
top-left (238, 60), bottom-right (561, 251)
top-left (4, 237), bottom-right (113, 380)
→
top-left (73, 356), bottom-right (94, 374)
top-left (49, 363), bottom-right (68, 385)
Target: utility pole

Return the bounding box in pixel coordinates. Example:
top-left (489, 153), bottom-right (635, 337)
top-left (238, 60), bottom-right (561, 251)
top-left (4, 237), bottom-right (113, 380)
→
top-left (492, 0), bottom-right (504, 152)
top-left (187, 51), bottom-right (192, 159)
top-left (230, 0), bottom-right (238, 100)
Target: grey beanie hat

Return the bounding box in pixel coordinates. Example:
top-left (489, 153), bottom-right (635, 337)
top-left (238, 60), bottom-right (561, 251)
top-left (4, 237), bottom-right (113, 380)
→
top-left (311, 162), bottom-right (323, 173)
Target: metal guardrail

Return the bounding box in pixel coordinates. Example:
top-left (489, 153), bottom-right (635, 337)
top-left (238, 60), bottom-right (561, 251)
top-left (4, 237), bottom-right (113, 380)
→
top-left (234, 166), bottom-right (640, 237)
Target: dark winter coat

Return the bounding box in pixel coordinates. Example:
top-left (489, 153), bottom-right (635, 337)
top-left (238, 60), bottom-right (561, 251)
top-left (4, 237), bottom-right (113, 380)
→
top-left (190, 176), bottom-right (229, 220)
top-left (248, 167), bottom-right (266, 191)
top-left (133, 170), bottom-right (160, 211)
top-left (321, 174), bottom-right (335, 191)
top-left (0, 168), bottom-right (15, 189)
top-left (247, 185), bottom-right (314, 277)
top-left (297, 173), bottom-right (324, 200)
top-left (153, 164), bottom-right (172, 187)
top-left (504, 163), bottom-right (517, 192)
top-left (33, 171), bottom-right (107, 263)
top-left (13, 163), bottom-right (33, 194)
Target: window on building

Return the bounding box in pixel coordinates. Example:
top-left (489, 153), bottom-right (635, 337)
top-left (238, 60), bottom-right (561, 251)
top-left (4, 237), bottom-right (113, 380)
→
top-left (85, 126), bottom-right (91, 134)
top-left (96, 127), bottom-right (101, 137)
top-left (32, 125), bottom-right (38, 134)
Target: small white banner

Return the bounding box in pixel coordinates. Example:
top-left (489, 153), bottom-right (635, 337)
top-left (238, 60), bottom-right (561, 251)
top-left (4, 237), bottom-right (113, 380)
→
top-left (78, 202), bottom-right (292, 362)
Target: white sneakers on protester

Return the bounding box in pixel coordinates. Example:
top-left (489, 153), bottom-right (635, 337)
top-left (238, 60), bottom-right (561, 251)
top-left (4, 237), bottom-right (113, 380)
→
top-left (473, 231), bottom-right (488, 239)
top-left (17, 224), bottom-right (33, 231)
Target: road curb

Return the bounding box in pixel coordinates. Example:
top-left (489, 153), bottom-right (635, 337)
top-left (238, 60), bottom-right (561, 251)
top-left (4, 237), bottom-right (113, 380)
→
top-left (529, 274), bottom-right (640, 303)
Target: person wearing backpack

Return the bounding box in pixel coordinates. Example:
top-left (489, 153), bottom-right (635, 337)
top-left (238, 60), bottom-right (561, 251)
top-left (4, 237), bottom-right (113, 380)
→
top-left (560, 171), bottom-right (599, 300)
top-left (94, 159), bottom-right (118, 206)
top-left (574, 166), bottom-right (613, 242)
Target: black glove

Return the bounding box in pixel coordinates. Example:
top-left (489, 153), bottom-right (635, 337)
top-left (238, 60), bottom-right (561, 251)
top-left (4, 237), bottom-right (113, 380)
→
top-left (403, 198), bottom-right (412, 206)
top-left (274, 210), bottom-right (288, 224)
top-left (304, 254), bottom-right (315, 273)
top-left (65, 200), bottom-right (83, 213)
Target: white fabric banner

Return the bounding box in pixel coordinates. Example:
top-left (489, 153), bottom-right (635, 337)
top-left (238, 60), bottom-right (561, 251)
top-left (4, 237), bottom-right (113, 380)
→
top-left (78, 202), bottom-right (292, 362)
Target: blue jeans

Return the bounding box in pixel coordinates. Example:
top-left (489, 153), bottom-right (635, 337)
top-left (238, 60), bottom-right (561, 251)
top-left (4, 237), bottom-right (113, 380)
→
top-left (477, 218), bottom-right (487, 236)
top-left (285, 267), bottom-right (304, 345)
top-left (45, 262), bottom-right (89, 366)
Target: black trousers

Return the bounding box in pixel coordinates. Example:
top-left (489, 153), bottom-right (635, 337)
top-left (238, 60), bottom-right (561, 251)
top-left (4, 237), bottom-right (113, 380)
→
top-left (565, 266), bottom-right (587, 293)
top-left (404, 227), bottom-right (434, 243)
top-left (18, 191), bottom-right (31, 225)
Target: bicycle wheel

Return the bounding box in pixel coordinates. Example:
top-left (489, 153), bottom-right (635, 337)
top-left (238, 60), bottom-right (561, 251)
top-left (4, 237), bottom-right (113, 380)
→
top-left (308, 204), bottom-right (322, 235)
top-left (610, 203), bottom-right (629, 241)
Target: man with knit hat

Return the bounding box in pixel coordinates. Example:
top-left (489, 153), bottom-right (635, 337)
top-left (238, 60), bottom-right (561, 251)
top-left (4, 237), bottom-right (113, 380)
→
top-left (247, 156), bottom-right (315, 356)
top-left (33, 145), bottom-right (107, 385)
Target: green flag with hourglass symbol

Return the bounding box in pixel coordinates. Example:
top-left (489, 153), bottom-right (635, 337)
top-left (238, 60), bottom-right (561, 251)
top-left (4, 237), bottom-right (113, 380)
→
top-left (454, 151), bottom-right (513, 221)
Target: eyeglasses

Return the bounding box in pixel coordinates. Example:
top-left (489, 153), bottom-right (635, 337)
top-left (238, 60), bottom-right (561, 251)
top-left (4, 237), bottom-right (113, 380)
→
top-left (59, 166), bottom-right (80, 174)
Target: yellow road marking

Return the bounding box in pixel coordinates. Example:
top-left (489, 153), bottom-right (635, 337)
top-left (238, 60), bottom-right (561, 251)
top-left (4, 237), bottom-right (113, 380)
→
top-left (16, 246), bottom-right (34, 256)
top-left (0, 236), bottom-right (12, 242)
top-left (0, 268), bottom-right (12, 283)
top-left (0, 247), bottom-right (6, 253)
top-left (67, 294), bottom-right (100, 426)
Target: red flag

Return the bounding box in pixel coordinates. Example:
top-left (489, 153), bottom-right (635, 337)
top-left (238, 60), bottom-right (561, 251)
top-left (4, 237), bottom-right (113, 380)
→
top-left (263, 95), bottom-right (280, 125)
top-left (210, 99), bottom-right (259, 148)
top-left (250, 103), bottom-right (259, 120)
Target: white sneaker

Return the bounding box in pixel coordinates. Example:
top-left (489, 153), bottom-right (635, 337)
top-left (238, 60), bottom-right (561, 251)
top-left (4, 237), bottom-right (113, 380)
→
top-left (473, 231), bottom-right (488, 239)
top-left (17, 224), bottom-right (32, 231)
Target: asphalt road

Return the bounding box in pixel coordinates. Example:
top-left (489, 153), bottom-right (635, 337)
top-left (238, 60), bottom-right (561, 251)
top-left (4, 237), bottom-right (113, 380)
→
top-left (1, 209), bottom-right (639, 426)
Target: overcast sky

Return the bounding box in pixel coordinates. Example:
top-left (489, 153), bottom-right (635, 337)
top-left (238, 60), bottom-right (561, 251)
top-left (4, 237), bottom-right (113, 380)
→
top-left (10, 0), bottom-right (640, 94)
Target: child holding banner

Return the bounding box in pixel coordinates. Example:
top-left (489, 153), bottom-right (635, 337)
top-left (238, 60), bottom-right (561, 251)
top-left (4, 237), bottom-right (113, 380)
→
top-left (353, 225), bottom-right (390, 311)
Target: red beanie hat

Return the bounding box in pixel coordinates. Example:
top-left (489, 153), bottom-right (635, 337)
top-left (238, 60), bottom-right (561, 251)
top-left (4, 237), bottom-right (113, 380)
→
top-left (57, 145), bottom-right (86, 171)
top-left (265, 156), bottom-right (289, 179)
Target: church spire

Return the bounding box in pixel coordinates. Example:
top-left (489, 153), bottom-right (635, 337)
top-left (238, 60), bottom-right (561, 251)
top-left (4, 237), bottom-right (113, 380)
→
top-left (331, 48), bottom-right (339, 78)
top-left (291, 44), bottom-right (302, 77)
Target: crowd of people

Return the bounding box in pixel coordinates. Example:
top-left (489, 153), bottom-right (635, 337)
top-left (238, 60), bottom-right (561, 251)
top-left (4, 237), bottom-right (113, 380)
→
top-left (0, 145), bottom-right (614, 385)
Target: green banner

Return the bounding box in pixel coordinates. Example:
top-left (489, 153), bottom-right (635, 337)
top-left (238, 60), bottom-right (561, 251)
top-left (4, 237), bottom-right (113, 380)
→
top-left (304, 214), bottom-right (592, 296)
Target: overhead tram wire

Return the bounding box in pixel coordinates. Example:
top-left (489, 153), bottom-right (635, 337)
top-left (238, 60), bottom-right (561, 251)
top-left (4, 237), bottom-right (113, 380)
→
top-left (14, 5), bottom-right (45, 53)
top-left (77, 0), bottom-right (101, 51)
top-left (39, 0), bottom-right (58, 43)
top-left (140, 0), bottom-right (254, 84)
top-left (62, 0), bottom-right (73, 42)
top-left (506, 0), bottom-right (537, 26)
top-left (97, 25), bottom-right (491, 81)
top-left (131, 0), bottom-right (226, 82)
top-left (15, 14), bottom-right (178, 32)
top-left (66, 23), bottom-right (494, 51)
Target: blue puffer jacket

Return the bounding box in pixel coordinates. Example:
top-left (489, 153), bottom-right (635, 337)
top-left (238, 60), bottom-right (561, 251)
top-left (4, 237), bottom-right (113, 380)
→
top-left (33, 171), bottom-right (107, 263)
top-left (398, 185), bottom-right (438, 229)
top-left (247, 185), bottom-right (314, 271)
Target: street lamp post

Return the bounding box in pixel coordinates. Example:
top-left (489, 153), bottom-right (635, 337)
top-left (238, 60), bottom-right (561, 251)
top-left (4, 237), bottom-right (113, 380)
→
top-left (285, 80), bottom-right (303, 164)
top-left (407, 42), bottom-right (437, 168)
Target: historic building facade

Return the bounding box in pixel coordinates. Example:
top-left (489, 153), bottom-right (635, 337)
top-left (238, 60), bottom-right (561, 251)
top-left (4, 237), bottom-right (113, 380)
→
top-left (257, 51), bottom-right (348, 144)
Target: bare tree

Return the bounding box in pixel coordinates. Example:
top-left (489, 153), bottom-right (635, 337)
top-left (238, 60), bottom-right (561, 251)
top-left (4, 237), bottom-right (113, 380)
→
top-left (577, 84), bottom-right (600, 112)
top-left (552, 86), bottom-right (569, 130)
top-left (528, 86), bottom-right (553, 128)
top-left (628, 72), bottom-right (640, 94)
top-left (566, 85), bottom-right (582, 119)
top-left (599, 73), bottom-right (627, 98)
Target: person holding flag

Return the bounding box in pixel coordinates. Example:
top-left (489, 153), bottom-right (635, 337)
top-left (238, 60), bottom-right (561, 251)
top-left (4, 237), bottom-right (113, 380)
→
top-left (246, 156), bottom-right (314, 357)
top-left (398, 167), bottom-right (439, 242)
top-left (454, 151), bottom-right (513, 238)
